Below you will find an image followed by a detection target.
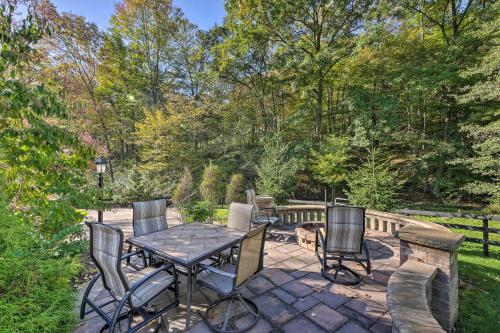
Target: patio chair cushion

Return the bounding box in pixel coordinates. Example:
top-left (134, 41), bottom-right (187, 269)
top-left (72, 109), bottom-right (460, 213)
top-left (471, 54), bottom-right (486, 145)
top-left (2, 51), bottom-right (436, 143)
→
top-left (125, 266), bottom-right (175, 307)
top-left (133, 199), bottom-right (167, 236)
top-left (245, 189), bottom-right (257, 206)
top-left (227, 202), bottom-right (254, 232)
top-left (198, 264), bottom-right (236, 295)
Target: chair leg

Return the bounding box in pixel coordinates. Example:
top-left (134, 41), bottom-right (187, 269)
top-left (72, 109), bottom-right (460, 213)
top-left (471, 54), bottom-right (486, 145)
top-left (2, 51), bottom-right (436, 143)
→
top-left (221, 298), bottom-right (233, 331)
top-left (363, 241), bottom-right (371, 274)
top-left (108, 298), bottom-right (128, 333)
top-left (202, 294), bottom-right (259, 333)
top-left (126, 244), bottom-right (133, 266)
top-left (80, 273), bottom-right (101, 319)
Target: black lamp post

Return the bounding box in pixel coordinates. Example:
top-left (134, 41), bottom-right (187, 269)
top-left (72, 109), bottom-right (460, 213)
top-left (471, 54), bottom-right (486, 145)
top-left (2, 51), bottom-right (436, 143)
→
top-left (95, 156), bottom-right (107, 222)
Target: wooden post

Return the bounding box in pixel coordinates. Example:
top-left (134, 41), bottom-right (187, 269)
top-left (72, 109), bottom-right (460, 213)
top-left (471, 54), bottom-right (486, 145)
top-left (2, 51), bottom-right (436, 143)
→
top-left (483, 218), bottom-right (489, 256)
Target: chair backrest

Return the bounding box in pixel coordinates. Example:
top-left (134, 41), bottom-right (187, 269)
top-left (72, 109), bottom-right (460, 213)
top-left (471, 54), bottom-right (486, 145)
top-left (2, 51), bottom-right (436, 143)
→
top-left (86, 222), bottom-right (130, 298)
top-left (227, 202), bottom-right (255, 233)
top-left (245, 189), bottom-right (257, 207)
top-left (325, 204), bottom-right (366, 254)
top-left (132, 198), bottom-right (167, 236)
top-left (234, 223), bottom-right (268, 288)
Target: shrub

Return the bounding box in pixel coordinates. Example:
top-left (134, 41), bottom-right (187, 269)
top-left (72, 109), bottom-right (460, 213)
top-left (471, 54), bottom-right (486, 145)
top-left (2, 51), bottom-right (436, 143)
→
top-left (0, 201), bottom-right (80, 333)
top-left (173, 167), bottom-right (195, 205)
top-left (346, 149), bottom-right (401, 211)
top-left (182, 201), bottom-right (214, 223)
top-left (226, 174), bottom-right (246, 204)
top-left (200, 162), bottom-right (225, 207)
top-left (256, 134), bottom-right (300, 204)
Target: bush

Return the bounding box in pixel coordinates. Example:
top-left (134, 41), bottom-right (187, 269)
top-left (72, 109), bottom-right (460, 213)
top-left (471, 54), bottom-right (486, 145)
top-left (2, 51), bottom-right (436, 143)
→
top-left (173, 167), bottom-right (195, 205)
top-left (256, 134), bottom-right (300, 204)
top-left (346, 149), bottom-right (401, 211)
top-left (200, 162), bottom-right (225, 207)
top-left (226, 174), bottom-right (246, 204)
top-left (110, 166), bottom-right (171, 205)
top-left (181, 201), bottom-right (214, 223)
top-left (0, 201), bottom-right (80, 333)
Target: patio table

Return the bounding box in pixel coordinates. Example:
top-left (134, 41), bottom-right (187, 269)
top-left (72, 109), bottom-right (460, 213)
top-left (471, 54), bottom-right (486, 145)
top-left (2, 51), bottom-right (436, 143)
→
top-left (126, 222), bottom-right (246, 329)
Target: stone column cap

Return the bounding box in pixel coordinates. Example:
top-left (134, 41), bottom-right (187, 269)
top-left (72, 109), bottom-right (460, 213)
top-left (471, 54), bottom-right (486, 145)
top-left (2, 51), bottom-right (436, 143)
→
top-left (398, 224), bottom-right (465, 252)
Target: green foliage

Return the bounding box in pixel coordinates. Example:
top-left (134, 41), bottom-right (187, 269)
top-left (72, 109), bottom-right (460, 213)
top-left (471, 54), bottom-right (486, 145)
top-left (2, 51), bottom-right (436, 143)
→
top-left (111, 166), bottom-right (171, 205)
top-left (452, 120), bottom-right (500, 213)
top-left (256, 134), bottom-right (300, 204)
top-left (346, 149), bottom-right (401, 210)
top-left (226, 173), bottom-right (246, 204)
top-left (200, 161), bottom-right (225, 207)
top-left (173, 166), bottom-right (195, 205)
top-left (310, 135), bottom-right (351, 189)
top-left (182, 201), bottom-right (214, 223)
top-left (0, 5), bottom-right (95, 237)
top-left (0, 199), bottom-right (80, 333)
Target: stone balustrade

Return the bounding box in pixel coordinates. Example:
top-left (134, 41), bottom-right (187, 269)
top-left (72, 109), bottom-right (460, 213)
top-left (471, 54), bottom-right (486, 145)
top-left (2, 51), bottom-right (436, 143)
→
top-left (275, 205), bottom-right (324, 224)
top-left (275, 204), bottom-right (464, 332)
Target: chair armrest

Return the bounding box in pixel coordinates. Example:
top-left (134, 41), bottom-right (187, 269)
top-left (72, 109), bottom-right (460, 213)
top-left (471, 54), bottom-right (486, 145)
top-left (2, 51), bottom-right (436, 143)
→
top-left (199, 264), bottom-right (237, 279)
top-left (129, 264), bottom-right (176, 294)
top-left (121, 251), bottom-right (142, 261)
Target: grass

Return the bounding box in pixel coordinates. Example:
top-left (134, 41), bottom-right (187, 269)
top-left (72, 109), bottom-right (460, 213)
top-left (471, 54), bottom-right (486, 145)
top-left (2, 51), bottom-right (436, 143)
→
top-left (411, 215), bottom-right (500, 333)
top-left (0, 203), bottom-right (80, 333)
top-left (214, 207), bottom-right (229, 224)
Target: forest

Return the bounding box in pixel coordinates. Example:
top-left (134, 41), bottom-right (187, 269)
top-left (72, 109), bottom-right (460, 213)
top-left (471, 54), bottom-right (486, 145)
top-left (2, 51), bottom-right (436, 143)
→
top-left (3, 0), bottom-right (500, 219)
top-left (12, 0), bottom-right (500, 213)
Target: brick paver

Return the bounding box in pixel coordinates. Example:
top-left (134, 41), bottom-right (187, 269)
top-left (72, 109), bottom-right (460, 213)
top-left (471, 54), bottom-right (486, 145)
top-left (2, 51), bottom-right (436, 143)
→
top-left (74, 214), bottom-right (398, 333)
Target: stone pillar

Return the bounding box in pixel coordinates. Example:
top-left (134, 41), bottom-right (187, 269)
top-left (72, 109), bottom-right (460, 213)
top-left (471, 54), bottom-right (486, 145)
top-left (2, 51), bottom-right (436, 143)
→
top-left (398, 225), bottom-right (464, 332)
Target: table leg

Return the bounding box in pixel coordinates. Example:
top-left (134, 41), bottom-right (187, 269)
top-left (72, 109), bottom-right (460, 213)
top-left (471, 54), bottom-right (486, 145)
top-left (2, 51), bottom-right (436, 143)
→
top-left (186, 265), bottom-right (192, 330)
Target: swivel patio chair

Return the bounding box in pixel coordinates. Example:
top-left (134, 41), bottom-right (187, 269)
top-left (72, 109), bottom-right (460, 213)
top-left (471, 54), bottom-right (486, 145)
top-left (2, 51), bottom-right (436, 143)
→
top-left (197, 223), bottom-right (269, 333)
top-left (81, 222), bottom-right (179, 333)
top-left (246, 189), bottom-right (279, 235)
top-left (315, 204), bottom-right (371, 285)
top-left (127, 198), bottom-right (168, 267)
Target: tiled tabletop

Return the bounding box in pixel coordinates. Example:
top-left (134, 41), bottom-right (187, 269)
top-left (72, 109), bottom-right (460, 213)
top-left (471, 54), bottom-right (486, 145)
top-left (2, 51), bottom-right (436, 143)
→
top-left (127, 222), bottom-right (246, 266)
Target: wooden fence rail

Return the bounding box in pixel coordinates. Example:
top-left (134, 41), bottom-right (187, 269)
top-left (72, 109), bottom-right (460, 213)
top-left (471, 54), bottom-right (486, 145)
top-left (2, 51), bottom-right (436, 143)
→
top-left (394, 209), bottom-right (500, 256)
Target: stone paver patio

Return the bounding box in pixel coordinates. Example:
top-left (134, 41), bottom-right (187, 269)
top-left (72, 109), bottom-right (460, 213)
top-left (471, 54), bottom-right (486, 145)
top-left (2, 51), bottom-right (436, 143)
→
top-left (75, 209), bottom-right (397, 333)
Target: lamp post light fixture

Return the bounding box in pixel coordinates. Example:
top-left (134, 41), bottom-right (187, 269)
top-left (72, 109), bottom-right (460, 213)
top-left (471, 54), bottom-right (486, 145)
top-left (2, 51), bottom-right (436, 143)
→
top-left (94, 156), bottom-right (107, 222)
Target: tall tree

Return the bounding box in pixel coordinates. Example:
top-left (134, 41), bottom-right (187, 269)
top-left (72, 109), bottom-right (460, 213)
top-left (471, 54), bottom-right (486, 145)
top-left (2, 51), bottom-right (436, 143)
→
top-left (227, 0), bottom-right (373, 136)
top-left (111, 0), bottom-right (182, 105)
top-left (36, 1), bottom-right (116, 179)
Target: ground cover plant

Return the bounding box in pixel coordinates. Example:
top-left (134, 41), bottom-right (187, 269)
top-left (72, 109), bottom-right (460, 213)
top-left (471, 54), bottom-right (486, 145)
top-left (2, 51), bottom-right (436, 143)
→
top-left (0, 200), bottom-right (81, 333)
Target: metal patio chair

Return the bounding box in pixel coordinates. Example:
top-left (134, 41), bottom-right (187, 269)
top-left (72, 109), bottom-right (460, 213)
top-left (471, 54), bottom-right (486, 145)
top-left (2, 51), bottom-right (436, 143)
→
top-left (315, 204), bottom-right (371, 285)
top-left (246, 189), bottom-right (279, 233)
top-left (219, 202), bottom-right (255, 263)
top-left (81, 222), bottom-right (179, 333)
top-left (127, 198), bottom-right (168, 267)
top-left (197, 223), bottom-right (269, 333)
